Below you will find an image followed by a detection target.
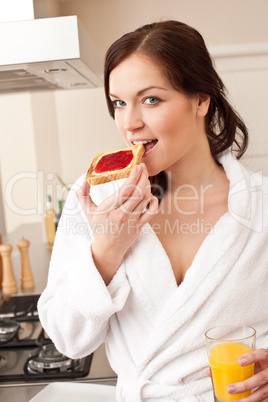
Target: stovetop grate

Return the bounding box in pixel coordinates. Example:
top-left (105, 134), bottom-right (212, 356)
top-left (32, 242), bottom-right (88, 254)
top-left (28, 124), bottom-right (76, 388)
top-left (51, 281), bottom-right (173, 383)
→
top-left (0, 294), bottom-right (93, 383)
top-left (0, 348), bottom-right (93, 382)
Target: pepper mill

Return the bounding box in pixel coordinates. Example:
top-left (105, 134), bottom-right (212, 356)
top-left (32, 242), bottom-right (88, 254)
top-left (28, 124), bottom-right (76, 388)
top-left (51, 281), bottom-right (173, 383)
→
top-left (0, 244), bottom-right (18, 295)
top-left (0, 234), bottom-right (2, 288)
top-left (16, 239), bottom-right (35, 289)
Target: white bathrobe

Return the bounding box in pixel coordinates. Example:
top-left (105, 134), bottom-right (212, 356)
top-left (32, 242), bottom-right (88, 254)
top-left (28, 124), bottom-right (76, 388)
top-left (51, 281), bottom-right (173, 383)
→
top-left (38, 150), bottom-right (268, 401)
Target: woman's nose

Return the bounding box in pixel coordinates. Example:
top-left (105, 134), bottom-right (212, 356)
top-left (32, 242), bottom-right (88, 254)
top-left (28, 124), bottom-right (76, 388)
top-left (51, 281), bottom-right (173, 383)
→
top-left (123, 107), bottom-right (144, 132)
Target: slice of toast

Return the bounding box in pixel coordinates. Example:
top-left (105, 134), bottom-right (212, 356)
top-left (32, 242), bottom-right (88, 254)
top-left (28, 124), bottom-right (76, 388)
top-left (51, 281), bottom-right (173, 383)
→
top-left (86, 144), bottom-right (145, 185)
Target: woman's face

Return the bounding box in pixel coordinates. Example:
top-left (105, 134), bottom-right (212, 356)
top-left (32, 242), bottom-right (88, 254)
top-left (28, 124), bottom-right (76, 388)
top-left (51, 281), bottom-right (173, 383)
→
top-left (109, 53), bottom-right (209, 177)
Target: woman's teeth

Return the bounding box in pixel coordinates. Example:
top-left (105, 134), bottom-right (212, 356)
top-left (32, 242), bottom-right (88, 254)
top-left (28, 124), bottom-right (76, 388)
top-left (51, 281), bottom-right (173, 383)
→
top-left (132, 140), bottom-right (153, 145)
top-left (133, 139), bottom-right (158, 153)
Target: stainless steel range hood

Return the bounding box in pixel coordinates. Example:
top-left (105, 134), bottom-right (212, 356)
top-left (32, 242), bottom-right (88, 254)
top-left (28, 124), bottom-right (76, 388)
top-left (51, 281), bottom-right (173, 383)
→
top-left (0, 14), bottom-right (104, 93)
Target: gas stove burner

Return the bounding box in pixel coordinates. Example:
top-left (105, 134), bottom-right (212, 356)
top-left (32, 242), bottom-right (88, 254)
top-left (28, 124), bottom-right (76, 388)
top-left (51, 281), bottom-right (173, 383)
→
top-left (0, 319), bottom-right (20, 342)
top-left (28, 343), bottom-right (78, 374)
top-left (0, 297), bottom-right (93, 382)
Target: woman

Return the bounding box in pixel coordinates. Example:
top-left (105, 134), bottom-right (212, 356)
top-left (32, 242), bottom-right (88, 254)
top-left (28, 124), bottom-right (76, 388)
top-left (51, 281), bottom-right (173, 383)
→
top-left (38, 20), bottom-right (268, 401)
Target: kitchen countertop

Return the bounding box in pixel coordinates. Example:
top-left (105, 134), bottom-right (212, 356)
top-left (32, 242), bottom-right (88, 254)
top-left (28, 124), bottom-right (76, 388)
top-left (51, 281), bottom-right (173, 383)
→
top-left (0, 344), bottom-right (117, 402)
top-left (0, 380), bottom-right (117, 402)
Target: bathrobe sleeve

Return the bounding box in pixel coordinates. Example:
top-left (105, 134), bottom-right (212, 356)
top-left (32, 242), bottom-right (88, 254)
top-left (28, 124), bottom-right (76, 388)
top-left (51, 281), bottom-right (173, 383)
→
top-left (38, 175), bottom-right (131, 359)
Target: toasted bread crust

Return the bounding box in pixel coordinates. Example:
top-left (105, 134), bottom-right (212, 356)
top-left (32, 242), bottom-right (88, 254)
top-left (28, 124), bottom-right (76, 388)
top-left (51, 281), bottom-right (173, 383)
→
top-left (86, 144), bottom-right (145, 185)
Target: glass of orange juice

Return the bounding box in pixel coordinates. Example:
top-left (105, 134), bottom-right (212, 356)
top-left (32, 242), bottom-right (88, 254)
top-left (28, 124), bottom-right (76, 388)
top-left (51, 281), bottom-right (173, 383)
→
top-left (205, 325), bottom-right (256, 402)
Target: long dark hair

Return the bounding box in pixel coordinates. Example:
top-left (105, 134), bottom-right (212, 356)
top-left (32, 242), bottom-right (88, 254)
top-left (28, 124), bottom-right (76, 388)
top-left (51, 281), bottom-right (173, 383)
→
top-left (104, 20), bottom-right (248, 199)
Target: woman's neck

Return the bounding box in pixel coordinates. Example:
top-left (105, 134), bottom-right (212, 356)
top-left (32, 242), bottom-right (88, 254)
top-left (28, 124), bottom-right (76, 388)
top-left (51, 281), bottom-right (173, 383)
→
top-left (164, 140), bottom-right (228, 195)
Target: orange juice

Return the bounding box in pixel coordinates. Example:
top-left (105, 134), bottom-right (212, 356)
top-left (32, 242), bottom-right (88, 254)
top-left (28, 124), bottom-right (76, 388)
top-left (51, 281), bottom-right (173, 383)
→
top-left (209, 342), bottom-right (254, 401)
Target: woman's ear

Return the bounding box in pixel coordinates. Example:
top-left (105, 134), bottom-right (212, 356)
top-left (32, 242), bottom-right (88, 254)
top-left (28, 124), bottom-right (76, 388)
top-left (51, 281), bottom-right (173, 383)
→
top-left (196, 93), bottom-right (210, 117)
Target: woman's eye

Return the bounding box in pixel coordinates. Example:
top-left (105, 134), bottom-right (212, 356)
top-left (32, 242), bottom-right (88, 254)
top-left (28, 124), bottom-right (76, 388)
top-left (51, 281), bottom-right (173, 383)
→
top-left (144, 97), bottom-right (160, 105)
top-left (112, 100), bottom-right (126, 108)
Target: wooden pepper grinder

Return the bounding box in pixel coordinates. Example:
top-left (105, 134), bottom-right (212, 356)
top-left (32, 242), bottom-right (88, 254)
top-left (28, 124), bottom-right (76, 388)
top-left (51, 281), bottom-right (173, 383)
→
top-left (17, 238), bottom-right (35, 289)
top-left (0, 244), bottom-right (18, 295)
top-left (0, 234), bottom-right (2, 288)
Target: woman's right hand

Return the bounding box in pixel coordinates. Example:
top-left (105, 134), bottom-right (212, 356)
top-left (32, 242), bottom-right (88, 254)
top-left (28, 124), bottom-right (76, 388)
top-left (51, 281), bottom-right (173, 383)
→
top-left (76, 163), bottom-right (159, 284)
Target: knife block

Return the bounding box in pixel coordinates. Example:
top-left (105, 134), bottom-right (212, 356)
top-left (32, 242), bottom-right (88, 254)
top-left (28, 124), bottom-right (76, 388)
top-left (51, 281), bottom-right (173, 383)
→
top-left (17, 239), bottom-right (35, 289)
top-left (0, 243), bottom-right (18, 295)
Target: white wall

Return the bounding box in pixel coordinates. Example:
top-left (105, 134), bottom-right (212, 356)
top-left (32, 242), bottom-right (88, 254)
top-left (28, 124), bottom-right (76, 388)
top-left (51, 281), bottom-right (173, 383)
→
top-left (0, 92), bottom-right (62, 235)
top-left (0, 93), bottom-right (38, 235)
top-left (212, 46), bottom-right (268, 175)
top-left (58, 0), bottom-right (268, 53)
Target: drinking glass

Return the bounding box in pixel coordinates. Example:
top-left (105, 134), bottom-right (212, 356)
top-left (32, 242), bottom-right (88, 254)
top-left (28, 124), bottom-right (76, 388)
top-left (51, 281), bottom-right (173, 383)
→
top-left (205, 325), bottom-right (256, 402)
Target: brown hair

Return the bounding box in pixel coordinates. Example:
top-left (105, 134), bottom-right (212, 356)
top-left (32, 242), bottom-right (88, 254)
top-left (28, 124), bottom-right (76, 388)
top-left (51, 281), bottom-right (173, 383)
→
top-left (104, 20), bottom-right (248, 199)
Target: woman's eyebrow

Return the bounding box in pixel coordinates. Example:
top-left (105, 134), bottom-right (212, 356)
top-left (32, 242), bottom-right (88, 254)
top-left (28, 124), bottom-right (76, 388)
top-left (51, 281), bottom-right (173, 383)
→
top-left (137, 86), bottom-right (167, 95)
top-left (109, 86), bottom-right (167, 99)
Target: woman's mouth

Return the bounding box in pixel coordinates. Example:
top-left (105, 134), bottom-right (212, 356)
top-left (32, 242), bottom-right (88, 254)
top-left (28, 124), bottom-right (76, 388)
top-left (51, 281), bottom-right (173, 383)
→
top-left (132, 139), bottom-right (158, 155)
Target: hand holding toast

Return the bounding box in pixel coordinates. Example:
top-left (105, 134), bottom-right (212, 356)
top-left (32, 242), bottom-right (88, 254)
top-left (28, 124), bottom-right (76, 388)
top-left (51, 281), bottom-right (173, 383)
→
top-left (77, 163), bottom-right (159, 284)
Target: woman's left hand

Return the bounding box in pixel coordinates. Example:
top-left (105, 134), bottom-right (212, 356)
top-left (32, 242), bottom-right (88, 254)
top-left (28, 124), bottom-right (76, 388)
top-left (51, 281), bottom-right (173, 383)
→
top-left (227, 348), bottom-right (268, 401)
